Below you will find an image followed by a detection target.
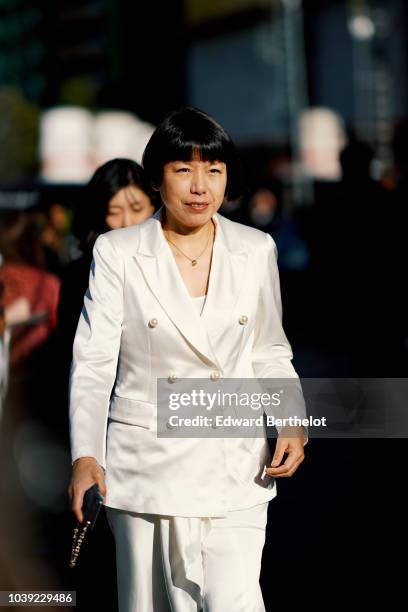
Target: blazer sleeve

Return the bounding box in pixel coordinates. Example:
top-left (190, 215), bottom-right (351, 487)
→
top-left (68, 234), bottom-right (124, 470)
top-left (251, 232), bottom-right (308, 445)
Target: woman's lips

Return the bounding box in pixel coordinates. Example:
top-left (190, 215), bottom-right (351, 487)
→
top-left (184, 202), bottom-right (210, 212)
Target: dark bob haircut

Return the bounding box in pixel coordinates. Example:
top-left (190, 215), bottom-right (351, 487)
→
top-left (73, 158), bottom-right (158, 249)
top-left (142, 106), bottom-right (244, 201)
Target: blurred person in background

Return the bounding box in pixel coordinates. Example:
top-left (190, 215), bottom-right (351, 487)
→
top-left (0, 211), bottom-right (60, 369)
top-left (0, 212), bottom-right (61, 592)
top-left (39, 202), bottom-right (80, 278)
top-left (248, 187), bottom-right (310, 272)
top-left (55, 158), bottom-right (155, 427)
top-left (247, 186), bottom-right (311, 343)
top-left (337, 137), bottom-right (402, 374)
top-left (310, 137), bottom-right (404, 375)
top-left (56, 158), bottom-right (155, 374)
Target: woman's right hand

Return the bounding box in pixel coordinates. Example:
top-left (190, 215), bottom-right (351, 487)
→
top-left (68, 457), bottom-right (107, 523)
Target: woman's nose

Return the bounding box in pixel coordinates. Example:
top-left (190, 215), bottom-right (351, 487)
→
top-left (121, 209), bottom-right (133, 227)
top-left (190, 171), bottom-right (207, 194)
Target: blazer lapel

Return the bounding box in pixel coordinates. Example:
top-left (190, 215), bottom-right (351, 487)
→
top-left (132, 206), bottom-right (249, 370)
top-left (200, 222), bottom-right (249, 336)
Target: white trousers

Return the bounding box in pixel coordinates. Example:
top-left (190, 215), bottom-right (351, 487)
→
top-left (105, 502), bottom-right (269, 612)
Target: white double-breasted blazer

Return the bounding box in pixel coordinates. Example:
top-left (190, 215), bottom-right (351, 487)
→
top-left (69, 205), bottom-right (307, 517)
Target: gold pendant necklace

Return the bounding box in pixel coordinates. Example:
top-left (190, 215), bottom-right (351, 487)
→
top-left (165, 223), bottom-right (213, 266)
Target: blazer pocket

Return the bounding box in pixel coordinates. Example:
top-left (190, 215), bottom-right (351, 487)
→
top-left (109, 395), bottom-right (155, 428)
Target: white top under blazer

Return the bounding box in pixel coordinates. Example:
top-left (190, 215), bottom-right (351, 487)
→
top-left (69, 205), bottom-right (308, 517)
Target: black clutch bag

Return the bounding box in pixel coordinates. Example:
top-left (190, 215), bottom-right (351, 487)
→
top-left (69, 484), bottom-right (103, 568)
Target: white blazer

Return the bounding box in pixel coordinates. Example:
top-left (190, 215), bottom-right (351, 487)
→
top-left (69, 206), bottom-right (307, 517)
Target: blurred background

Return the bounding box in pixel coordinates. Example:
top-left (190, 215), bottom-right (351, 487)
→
top-left (0, 0), bottom-right (406, 609)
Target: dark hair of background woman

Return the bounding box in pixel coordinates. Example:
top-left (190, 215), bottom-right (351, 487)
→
top-left (73, 158), bottom-right (157, 250)
top-left (142, 106), bottom-right (244, 201)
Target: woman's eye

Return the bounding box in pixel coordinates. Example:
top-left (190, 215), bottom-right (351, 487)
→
top-left (176, 168), bottom-right (190, 173)
top-left (210, 168), bottom-right (221, 173)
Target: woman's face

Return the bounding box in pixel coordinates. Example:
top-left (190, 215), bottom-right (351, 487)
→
top-left (105, 185), bottom-right (154, 229)
top-left (158, 156), bottom-right (227, 229)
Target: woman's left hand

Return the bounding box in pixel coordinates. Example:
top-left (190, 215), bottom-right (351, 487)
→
top-left (265, 426), bottom-right (306, 478)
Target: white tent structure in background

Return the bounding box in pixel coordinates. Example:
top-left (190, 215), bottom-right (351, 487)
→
top-left (93, 111), bottom-right (154, 167)
top-left (298, 107), bottom-right (346, 180)
top-left (40, 107), bottom-right (94, 183)
top-left (40, 107), bottom-right (155, 183)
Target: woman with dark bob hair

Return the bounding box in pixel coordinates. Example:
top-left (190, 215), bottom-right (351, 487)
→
top-left (68, 107), bottom-right (307, 611)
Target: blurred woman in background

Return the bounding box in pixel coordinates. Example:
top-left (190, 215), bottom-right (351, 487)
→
top-left (0, 211), bottom-right (60, 367)
top-left (56, 158), bottom-right (156, 370)
top-left (0, 211), bottom-right (61, 592)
